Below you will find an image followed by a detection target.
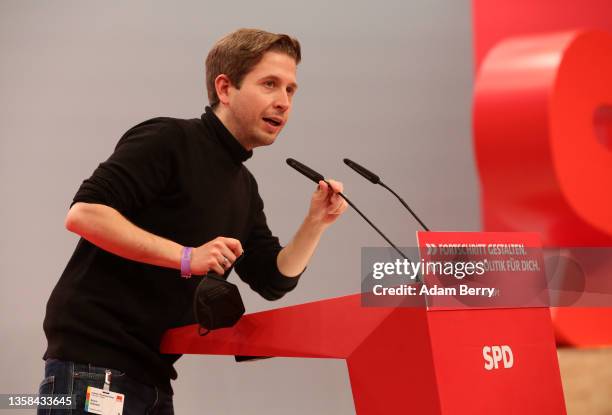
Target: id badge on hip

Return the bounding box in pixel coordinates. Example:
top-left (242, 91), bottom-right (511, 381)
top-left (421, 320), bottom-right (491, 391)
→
top-left (84, 369), bottom-right (125, 415)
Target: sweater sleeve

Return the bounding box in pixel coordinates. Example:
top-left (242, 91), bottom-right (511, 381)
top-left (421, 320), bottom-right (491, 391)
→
top-left (70, 118), bottom-right (180, 215)
top-left (234, 176), bottom-right (303, 301)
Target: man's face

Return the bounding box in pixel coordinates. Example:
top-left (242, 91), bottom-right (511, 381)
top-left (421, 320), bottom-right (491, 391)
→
top-left (223, 51), bottom-right (298, 149)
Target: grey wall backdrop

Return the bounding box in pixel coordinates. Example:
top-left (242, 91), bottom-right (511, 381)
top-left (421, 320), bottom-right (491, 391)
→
top-left (0, 0), bottom-right (477, 413)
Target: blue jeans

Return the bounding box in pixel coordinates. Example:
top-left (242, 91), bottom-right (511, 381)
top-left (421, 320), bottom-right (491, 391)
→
top-left (37, 358), bottom-right (174, 415)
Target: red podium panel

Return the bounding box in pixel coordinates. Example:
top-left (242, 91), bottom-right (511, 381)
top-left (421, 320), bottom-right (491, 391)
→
top-left (161, 232), bottom-right (566, 414)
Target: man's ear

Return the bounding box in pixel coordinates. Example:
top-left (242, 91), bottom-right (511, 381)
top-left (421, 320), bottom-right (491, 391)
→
top-left (215, 74), bottom-right (233, 105)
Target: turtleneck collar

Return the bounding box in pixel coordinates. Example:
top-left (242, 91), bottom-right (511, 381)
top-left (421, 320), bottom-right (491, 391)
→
top-left (202, 106), bottom-right (253, 164)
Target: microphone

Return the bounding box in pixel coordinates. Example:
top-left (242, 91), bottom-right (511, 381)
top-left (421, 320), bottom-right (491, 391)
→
top-left (343, 159), bottom-right (430, 231)
top-left (286, 158), bottom-right (409, 261)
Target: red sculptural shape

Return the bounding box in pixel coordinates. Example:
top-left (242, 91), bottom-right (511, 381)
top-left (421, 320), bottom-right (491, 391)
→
top-left (473, 30), bottom-right (612, 346)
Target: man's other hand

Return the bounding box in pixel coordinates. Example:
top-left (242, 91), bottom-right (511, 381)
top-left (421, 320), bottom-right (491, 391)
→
top-left (306, 179), bottom-right (349, 228)
top-left (191, 237), bottom-right (243, 275)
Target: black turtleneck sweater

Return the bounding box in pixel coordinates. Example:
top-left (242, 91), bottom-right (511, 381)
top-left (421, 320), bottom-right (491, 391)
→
top-left (43, 108), bottom-right (301, 394)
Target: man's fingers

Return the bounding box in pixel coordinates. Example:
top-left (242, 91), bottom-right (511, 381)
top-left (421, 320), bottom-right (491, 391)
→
top-left (325, 179), bottom-right (344, 194)
top-left (209, 261), bottom-right (225, 275)
top-left (220, 237), bottom-right (243, 256)
top-left (318, 180), bottom-right (328, 192)
top-left (313, 180), bottom-right (328, 200)
top-left (327, 196), bottom-right (341, 212)
top-left (217, 254), bottom-right (232, 270)
top-left (328, 198), bottom-right (348, 215)
top-left (219, 245), bottom-right (237, 264)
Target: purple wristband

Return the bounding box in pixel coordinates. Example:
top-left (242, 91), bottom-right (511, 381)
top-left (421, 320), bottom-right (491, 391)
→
top-left (180, 247), bottom-right (193, 278)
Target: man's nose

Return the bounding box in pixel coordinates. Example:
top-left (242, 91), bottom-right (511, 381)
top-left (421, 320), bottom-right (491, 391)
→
top-left (274, 91), bottom-right (290, 111)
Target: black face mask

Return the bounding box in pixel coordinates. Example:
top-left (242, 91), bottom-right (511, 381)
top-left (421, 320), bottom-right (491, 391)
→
top-left (193, 273), bottom-right (245, 336)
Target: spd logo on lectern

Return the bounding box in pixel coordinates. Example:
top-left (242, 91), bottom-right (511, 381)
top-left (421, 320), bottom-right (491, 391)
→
top-left (483, 345), bottom-right (514, 370)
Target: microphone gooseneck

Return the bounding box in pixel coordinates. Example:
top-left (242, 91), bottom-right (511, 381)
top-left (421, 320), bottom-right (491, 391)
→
top-left (343, 158), bottom-right (430, 232)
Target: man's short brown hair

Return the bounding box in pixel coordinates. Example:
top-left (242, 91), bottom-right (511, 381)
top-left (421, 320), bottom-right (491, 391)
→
top-left (205, 28), bottom-right (301, 108)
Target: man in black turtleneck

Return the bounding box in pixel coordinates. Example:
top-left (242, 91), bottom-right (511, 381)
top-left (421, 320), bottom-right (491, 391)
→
top-left (39, 29), bottom-right (348, 415)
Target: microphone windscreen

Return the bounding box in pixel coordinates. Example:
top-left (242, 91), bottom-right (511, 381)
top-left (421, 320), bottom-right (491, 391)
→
top-left (286, 158), bottom-right (325, 184)
top-left (343, 158), bottom-right (380, 184)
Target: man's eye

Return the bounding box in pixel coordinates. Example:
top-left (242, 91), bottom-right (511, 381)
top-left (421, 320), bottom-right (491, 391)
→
top-left (264, 80), bottom-right (275, 88)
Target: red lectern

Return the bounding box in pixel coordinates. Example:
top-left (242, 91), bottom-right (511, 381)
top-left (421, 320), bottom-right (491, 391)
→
top-left (161, 232), bottom-right (566, 414)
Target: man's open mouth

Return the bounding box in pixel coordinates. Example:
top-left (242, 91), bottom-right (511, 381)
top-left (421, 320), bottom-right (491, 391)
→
top-left (263, 117), bottom-right (282, 127)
